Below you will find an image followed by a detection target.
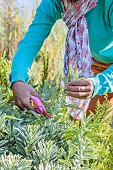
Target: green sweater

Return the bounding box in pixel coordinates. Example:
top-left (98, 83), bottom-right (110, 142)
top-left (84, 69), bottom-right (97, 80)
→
top-left (9, 0), bottom-right (113, 97)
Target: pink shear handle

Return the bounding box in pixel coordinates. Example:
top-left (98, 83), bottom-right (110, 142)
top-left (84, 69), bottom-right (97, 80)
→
top-left (30, 96), bottom-right (51, 118)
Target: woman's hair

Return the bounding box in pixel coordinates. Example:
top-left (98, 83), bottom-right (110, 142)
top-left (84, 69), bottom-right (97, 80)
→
top-left (67, 0), bottom-right (78, 4)
top-left (69, 0), bottom-right (78, 2)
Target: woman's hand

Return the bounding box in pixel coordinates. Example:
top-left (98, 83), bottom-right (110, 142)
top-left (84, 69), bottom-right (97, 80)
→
top-left (65, 78), bottom-right (94, 99)
top-left (12, 81), bottom-right (44, 111)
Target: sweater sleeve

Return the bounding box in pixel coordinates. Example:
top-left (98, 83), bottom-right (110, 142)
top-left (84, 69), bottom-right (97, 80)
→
top-left (9, 0), bottom-right (62, 87)
top-left (90, 65), bottom-right (113, 97)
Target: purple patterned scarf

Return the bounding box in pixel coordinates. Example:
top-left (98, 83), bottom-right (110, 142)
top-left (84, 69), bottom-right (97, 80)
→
top-left (61, 0), bottom-right (98, 119)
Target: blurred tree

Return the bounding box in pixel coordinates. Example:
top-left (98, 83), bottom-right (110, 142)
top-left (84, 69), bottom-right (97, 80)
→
top-left (0, 0), bottom-right (41, 60)
top-left (0, 0), bottom-right (22, 59)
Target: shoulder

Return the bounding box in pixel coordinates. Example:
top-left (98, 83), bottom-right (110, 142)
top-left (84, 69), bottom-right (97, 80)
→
top-left (37, 0), bottom-right (63, 20)
top-left (39, 0), bottom-right (61, 6)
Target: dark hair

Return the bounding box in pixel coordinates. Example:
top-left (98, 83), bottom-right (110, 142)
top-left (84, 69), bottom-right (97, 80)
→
top-left (70, 0), bottom-right (78, 2)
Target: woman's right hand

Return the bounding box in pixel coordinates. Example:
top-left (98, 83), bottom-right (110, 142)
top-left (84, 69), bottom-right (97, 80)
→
top-left (12, 81), bottom-right (44, 111)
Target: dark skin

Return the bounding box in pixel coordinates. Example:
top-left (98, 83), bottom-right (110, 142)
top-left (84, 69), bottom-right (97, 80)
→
top-left (12, 79), bottom-right (94, 111)
top-left (12, 81), bottom-right (44, 111)
top-left (65, 79), bottom-right (94, 99)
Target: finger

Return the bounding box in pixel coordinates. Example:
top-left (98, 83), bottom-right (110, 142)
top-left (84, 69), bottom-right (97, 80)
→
top-left (22, 98), bottom-right (36, 111)
top-left (66, 91), bottom-right (91, 99)
top-left (17, 103), bottom-right (25, 111)
top-left (14, 99), bottom-right (25, 111)
top-left (13, 95), bottom-right (25, 111)
top-left (67, 79), bottom-right (90, 86)
top-left (31, 89), bottom-right (44, 102)
top-left (65, 85), bottom-right (91, 92)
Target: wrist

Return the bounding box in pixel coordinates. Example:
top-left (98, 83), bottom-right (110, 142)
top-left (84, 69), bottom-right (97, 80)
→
top-left (11, 81), bottom-right (24, 90)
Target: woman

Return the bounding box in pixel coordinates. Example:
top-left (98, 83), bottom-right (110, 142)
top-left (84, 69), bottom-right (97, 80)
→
top-left (10, 0), bottom-right (113, 119)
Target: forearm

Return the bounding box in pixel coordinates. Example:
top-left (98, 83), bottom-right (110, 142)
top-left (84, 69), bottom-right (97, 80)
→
top-left (90, 64), bottom-right (113, 97)
top-left (9, 36), bottom-right (46, 87)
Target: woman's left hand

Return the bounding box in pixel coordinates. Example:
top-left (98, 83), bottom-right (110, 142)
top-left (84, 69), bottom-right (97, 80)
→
top-left (65, 78), bottom-right (94, 99)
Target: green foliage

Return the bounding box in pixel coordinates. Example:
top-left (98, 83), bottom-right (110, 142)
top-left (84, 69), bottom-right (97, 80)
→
top-left (0, 51), bottom-right (11, 90)
top-left (0, 55), bottom-right (112, 169)
top-left (0, 153), bottom-right (32, 170)
top-left (40, 50), bottom-right (49, 88)
top-left (0, 80), bottom-right (113, 170)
